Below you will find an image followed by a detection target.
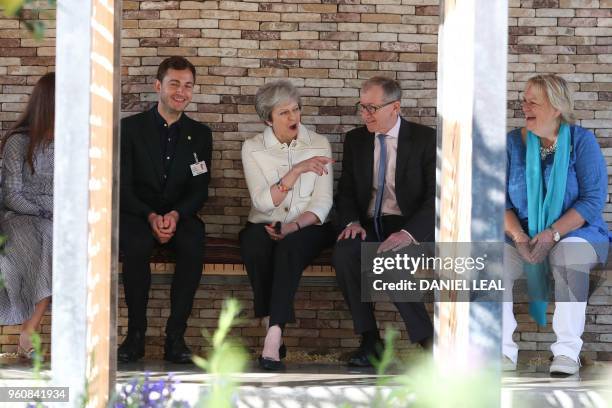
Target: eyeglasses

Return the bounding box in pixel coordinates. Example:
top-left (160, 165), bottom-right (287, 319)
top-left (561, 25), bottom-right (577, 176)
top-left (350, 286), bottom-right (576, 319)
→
top-left (519, 94), bottom-right (541, 110)
top-left (355, 100), bottom-right (399, 115)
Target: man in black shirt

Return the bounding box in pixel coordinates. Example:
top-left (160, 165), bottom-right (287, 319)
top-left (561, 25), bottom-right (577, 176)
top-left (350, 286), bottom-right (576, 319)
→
top-left (119, 56), bottom-right (212, 363)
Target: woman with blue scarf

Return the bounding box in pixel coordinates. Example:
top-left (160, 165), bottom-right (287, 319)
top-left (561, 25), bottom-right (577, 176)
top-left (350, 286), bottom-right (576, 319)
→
top-left (503, 75), bottom-right (608, 375)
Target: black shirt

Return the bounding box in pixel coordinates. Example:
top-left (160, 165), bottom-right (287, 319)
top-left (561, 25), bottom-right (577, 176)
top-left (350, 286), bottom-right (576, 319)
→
top-left (153, 107), bottom-right (182, 182)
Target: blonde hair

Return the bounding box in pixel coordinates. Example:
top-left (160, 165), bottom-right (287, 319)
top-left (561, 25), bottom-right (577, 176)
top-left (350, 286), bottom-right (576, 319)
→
top-left (526, 74), bottom-right (576, 124)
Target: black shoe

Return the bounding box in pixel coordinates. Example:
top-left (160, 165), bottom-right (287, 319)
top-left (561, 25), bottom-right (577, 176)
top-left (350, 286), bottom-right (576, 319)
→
top-left (164, 335), bottom-right (192, 364)
top-left (419, 336), bottom-right (433, 352)
top-left (258, 355), bottom-right (285, 371)
top-left (348, 338), bottom-right (382, 368)
top-left (117, 331), bottom-right (145, 363)
top-left (257, 344), bottom-right (286, 371)
top-left (348, 347), bottom-right (380, 367)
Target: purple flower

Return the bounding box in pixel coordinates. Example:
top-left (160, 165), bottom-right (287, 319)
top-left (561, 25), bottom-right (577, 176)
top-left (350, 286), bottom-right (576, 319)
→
top-left (114, 374), bottom-right (190, 408)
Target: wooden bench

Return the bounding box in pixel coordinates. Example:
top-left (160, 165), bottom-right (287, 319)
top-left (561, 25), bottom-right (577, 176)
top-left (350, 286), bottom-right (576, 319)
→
top-left (113, 239), bottom-right (612, 361)
top-left (143, 237), bottom-right (336, 278)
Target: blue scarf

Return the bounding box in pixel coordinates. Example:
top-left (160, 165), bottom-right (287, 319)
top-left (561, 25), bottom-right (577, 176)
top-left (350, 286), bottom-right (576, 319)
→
top-left (525, 123), bottom-right (571, 326)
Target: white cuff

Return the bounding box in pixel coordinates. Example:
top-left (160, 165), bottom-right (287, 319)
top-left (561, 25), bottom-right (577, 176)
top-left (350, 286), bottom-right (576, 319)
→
top-left (400, 229), bottom-right (419, 245)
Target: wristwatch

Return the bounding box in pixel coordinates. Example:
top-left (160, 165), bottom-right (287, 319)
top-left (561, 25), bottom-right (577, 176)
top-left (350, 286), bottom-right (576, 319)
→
top-left (549, 226), bottom-right (561, 242)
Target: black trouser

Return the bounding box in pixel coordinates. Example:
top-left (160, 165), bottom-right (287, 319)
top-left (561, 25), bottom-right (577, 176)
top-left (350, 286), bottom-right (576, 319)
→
top-left (119, 212), bottom-right (205, 337)
top-left (239, 222), bottom-right (335, 327)
top-left (332, 215), bottom-right (433, 343)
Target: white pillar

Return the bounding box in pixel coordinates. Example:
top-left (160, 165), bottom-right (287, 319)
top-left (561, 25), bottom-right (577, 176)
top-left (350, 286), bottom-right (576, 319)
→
top-left (52, 1), bottom-right (119, 406)
top-left (436, 0), bottom-right (508, 406)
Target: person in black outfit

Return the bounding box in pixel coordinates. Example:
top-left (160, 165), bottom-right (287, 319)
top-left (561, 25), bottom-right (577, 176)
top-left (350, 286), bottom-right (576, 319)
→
top-left (333, 76), bottom-right (435, 367)
top-left (118, 56), bottom-right (212, 363)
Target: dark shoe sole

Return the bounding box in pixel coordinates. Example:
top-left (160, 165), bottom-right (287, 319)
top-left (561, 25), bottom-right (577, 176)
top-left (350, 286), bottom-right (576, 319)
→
top-left (258, 356), bottom-right (285, 371)
top-left (163, 354), bottom-right (193, 364)
top-left (117, 352), bottom-right (144, 363)
top-left (347, 358), bottom-right (374, 368)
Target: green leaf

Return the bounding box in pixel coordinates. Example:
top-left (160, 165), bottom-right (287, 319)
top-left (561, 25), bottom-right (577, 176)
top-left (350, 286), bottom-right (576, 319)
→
top-left (0, 0), bottom-right (25, 17)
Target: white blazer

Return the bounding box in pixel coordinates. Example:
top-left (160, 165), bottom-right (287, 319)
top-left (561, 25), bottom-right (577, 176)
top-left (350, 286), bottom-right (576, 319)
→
top-left (241, 124), bottom-right (333, 224)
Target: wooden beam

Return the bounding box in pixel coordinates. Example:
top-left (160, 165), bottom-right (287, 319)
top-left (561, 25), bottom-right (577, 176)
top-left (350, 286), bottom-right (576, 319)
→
top-left (52, 1), bottom-right (119, 406)
top-left (436, 0), bottom-right (508, 404)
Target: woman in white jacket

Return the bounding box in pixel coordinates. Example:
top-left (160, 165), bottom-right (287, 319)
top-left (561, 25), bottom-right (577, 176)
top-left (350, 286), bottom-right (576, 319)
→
top-left (240, 80), bottom-right (335, 370)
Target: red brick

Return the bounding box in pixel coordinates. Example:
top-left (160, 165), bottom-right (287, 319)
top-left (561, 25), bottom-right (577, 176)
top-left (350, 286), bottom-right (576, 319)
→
top-left (532, 0), bottom-right (559, 6)
top-left (416, 6), bottom-right (439, 15)
top-left (0, 47), bottom-right (36, 56)
top-left (140, 38), bottom-right (179, 47)
top-left (160, 28), bottom-right (200, 38)
top-left (242, 30), bottom-right (280, 40)
top-left (141, 1), bottom-right (179, 10)
top-left (577, 9), bottom-right (611, 18)
top-left (577, 46), bottom-right (611, 54)
top-left (359, 51), bottom-right (399, 62)
top-left (321, 13), bottom-right (360, 23)
top-left (381, 42), bottom-right (421, 52)
top-left (510, 26), bottom-right (536, 35)
top-left (209, 67), bottom-right (247, 76)
top-left (300, 40), bottom-right (339, 50)
top-left (258, 3), bottom-right (296, 13)
top-left (509, 44), bottom-right (540, 54)
top-left (417, 62), bottom-right (437, 72)
top-left (320, 32), bottom-right (358, 41)
top-left (0, 39), bottom-right (20, 47)
top-left (261, 59), bottom-right (300, 68)
top-left (559, 17), bottom-right (597, 27)
top-left (123, 10), bottom-right (159, 19)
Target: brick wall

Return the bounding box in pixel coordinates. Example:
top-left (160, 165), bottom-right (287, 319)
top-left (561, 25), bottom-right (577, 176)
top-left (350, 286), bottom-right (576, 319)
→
top-left (0, 1), bottom-right (611, 361)
top-left (0, 1), bottom-right (610, 234)
top-left (118, 0), bottom-right (440, 237)
top-left (2, 274), bottom-right (611, 363)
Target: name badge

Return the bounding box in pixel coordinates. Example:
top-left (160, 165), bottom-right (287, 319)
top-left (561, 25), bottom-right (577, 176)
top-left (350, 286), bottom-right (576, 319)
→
top-left (190, 152), bottom-right (208, 176)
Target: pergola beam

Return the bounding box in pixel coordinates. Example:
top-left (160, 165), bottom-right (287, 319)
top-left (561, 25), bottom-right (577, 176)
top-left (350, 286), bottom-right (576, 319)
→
top-left (436, 0), bottom-right (508, 405)
top-left (52, 1), bottom-right (119, 406)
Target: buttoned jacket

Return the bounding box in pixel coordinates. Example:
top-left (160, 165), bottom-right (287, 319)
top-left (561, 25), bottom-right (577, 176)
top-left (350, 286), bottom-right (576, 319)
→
top-left (241, 124), bottom-right (333, 224)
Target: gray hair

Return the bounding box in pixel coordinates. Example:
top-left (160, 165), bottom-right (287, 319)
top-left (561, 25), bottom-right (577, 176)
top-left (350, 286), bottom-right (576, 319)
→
top-left (255, 80), bottom-right (301, 122)
top-left (362, 76), bottom-right (402, 103)
top-left (527, 74), bottom-right (576, 124)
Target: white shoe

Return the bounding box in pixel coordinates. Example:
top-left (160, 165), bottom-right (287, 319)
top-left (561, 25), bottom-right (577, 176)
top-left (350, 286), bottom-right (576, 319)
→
top-left (502, 355), bottom-right (517, 371)
top-left (550, 355), bottom-right (580, 375)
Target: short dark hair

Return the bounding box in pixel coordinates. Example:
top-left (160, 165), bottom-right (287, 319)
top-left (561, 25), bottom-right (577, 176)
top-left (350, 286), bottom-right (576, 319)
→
top-left (156, 56), bottom-right (196, 83)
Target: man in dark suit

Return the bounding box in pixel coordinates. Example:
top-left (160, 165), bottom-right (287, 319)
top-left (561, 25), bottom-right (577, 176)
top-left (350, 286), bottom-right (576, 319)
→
top-left (333, 76), bottom-right (435, 367)
top-left (118, 56), bottom-right (212, 363)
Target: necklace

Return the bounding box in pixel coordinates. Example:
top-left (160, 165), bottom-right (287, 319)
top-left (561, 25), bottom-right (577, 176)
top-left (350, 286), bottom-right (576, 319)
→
top-left (540, 139), bottom-right (557, 160)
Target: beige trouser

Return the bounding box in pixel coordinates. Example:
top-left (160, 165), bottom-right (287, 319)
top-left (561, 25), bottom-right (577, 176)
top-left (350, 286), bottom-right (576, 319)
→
top-left (502, 237), bottom-right (597, 364)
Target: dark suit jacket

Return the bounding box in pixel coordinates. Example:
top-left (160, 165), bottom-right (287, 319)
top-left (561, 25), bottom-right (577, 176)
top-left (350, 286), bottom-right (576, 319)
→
top-left (335, 117), bottom-right (436, 242)
top-left (120, 107), bottom-right (212, 220)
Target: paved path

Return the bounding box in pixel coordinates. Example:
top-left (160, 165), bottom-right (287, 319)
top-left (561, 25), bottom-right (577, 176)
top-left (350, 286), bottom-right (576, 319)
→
top-left (1, 359), bottom-right (610, 407)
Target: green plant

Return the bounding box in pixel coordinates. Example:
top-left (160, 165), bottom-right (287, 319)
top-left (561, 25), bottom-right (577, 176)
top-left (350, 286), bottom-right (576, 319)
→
top-left (110, 298), bottom-right (248, 408)
top-left (24, 331), bottom-right (47, 408)
top-left (0, 0), bottom-right (56, 39)
top-left (29, 331), bottom-right (44, 379)
top-left (193, 298), bottom-right (248, 408)
top-left (371, 327), bottom-right (500, 408)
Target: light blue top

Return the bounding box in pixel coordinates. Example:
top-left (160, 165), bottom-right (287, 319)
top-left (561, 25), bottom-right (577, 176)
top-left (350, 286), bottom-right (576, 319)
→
top-left (506, 125), bottom-right (609, 264)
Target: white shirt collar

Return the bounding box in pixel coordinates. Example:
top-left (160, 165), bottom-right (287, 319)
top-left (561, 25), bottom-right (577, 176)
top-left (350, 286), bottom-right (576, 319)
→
top-left (263, 123), bottom-right (312, 149)
top-left (376, 115), bottom-right (401, 139)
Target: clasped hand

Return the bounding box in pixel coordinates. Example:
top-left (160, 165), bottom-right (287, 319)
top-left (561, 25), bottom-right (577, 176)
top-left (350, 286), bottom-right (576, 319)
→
top-left (264, 222), bottom-right (299, 241)
top-left (148, 211), bottom-right (179, 244)
top-left (515, 229), bottom-right (555, 264)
